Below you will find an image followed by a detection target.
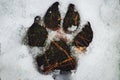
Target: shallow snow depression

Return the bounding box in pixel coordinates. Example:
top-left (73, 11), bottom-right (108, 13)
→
top-left (0, 0), bottom-right (120, 80)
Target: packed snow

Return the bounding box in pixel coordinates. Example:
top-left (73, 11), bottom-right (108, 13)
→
top-left (0, 0), bottom-right (120, 80)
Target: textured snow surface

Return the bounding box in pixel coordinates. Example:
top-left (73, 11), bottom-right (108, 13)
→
top-left (0, 0), bottom-right (120, 80)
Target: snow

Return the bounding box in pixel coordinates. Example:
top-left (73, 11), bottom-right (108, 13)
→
top-left (0, 0), bottom-right (120, 80)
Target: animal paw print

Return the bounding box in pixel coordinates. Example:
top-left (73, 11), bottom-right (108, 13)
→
top-left (26, 2), bottom-right (93, 74)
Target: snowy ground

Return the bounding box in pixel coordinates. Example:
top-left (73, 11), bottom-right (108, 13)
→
top-left (0, 0), bottom-right (120, 80)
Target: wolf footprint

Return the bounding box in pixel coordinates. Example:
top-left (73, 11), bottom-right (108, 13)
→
top-left (26, 2), bottom-right (93, 74)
